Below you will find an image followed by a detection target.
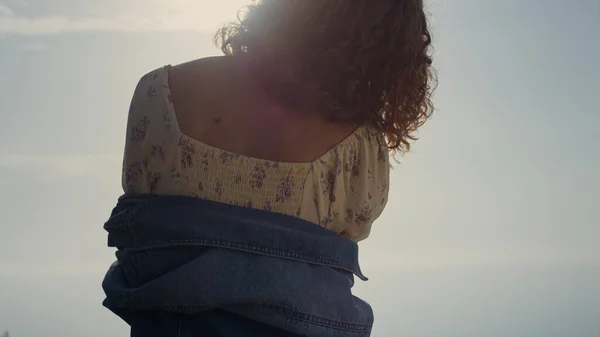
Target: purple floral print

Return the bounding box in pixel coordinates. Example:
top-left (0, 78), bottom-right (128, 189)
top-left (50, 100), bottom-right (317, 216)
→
top-left (250, 164), bottom-right (267, 189)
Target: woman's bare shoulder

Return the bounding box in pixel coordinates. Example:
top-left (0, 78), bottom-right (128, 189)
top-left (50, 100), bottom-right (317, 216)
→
top-left (165, 56), bottom-right (361, 163)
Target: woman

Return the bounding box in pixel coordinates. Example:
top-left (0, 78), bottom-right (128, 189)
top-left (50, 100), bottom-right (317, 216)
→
top-left (102, 1), bottom-right (435, 336)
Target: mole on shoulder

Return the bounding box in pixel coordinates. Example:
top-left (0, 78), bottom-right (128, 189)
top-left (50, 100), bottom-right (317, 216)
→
top-left (213, 117), bottom-right (222, 125)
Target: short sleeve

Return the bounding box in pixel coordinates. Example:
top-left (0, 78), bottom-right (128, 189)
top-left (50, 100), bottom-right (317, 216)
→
top-left (308, 128), bottom-right (390, 242)
top-left (122, 68), bottom-right (176, 193)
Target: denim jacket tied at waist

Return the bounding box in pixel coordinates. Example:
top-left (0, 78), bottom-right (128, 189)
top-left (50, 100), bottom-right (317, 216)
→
top-left (101, 194), bottom-right (373, 337)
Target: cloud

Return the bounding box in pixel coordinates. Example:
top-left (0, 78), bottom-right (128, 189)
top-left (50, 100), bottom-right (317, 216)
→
top-left (0, 1), bottom-right (13, 16)
top-left (0, 153), bottom-right (120, 176)
top-left (19, 41), bottom-right (48, 51)
top-left (0, 1), bottom-right (250, 36)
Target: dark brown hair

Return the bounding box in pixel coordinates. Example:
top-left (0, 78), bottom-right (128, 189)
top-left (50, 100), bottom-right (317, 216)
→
top-left (215, 0), bottom-right (436, 153)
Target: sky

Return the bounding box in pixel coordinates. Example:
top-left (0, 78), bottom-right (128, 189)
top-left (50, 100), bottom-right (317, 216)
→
top-left (0, 0), bottom-right (599, 336)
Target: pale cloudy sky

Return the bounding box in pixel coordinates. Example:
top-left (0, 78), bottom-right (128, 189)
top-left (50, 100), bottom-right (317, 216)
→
top-left (0, 0), bottom-right (249, 35)
top-left (0, 1), bottom-right (599, 336)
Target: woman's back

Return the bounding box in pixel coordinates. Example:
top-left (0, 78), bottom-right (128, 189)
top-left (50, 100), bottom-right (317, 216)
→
top-left (169, 57), bottom-right (359, 163)
top-left (121, 0), bottom-right (436, 243)
top-left (123, 58), bottom-right (390, 241)
top-left (108, 1), bottom-right (436, 336)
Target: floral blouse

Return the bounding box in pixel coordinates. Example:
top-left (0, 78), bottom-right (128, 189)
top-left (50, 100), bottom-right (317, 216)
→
top-left (122, 66), bottom-right (390, 242)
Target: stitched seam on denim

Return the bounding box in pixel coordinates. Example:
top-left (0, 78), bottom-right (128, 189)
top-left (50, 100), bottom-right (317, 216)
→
top-left (264, 305), bottom-right (372, 333)
top-left (123, 239), bottom-right (362, 277)
top-left (124, 303), bottom-right (371, 333)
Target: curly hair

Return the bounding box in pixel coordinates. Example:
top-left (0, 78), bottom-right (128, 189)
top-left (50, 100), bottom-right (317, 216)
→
top-left (215, 0), bottom-right (436, 153)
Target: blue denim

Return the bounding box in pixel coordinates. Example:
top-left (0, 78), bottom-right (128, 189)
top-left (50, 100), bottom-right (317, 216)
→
top-left (102, 194), bottom-right (373, 337)
top-left (129, 310), bottom-right (305, 337)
